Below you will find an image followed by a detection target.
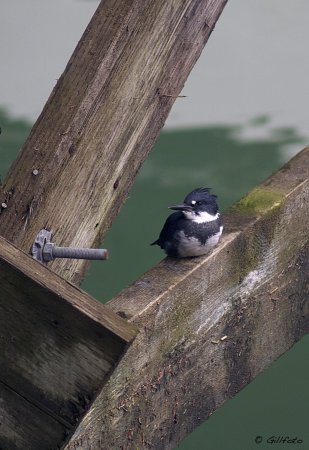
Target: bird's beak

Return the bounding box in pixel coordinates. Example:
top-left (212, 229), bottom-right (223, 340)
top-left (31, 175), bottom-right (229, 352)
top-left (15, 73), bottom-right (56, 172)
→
top-left (169, 203), bottom-right (193, 212)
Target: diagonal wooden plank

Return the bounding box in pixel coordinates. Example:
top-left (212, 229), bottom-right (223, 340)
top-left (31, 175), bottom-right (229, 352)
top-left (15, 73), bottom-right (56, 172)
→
top-left (65, 148), bottom-right (309, 450)
top-left (0, 237), bottom-right (136, 449)
top-left (0, 0), bottom-right (228, 284)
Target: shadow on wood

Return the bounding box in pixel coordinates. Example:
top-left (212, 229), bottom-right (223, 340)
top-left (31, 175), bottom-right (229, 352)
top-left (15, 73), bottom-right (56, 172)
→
top-left (0, 238), bottom-right (136, 450)
top-left (65, 148), bottom-right (309, 450)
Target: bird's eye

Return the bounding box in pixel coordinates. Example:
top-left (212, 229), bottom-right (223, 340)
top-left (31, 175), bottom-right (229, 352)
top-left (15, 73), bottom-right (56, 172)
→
top-left (196, 201), bottom-right (203, 206)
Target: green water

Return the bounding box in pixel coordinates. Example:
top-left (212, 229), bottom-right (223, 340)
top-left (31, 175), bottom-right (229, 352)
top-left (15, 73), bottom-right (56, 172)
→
top-left (0, 108), bottom-right (308, 450)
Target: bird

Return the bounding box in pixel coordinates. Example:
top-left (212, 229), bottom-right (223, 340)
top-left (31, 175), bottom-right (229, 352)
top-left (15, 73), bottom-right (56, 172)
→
top-left (151, 188), bottom-right (223, 258)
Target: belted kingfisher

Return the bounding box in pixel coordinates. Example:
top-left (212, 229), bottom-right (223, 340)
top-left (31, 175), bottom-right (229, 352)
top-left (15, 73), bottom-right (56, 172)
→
top-left (151, 188), bottom-right (223, 258)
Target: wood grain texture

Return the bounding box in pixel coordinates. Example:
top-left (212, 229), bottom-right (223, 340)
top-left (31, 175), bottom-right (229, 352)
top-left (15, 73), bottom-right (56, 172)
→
top-left (0, 238), bottom-right (136, 449)
top-left (0, 0), bottom-right (228, 284)
top-left (65, 148), bottom-right (309, 450)
top-left (0, 384), bottom-right (66, 450)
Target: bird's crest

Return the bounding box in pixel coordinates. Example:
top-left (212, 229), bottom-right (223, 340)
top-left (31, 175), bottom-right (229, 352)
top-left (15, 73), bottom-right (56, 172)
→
top-left (184, 187), bottom-right (217, 203)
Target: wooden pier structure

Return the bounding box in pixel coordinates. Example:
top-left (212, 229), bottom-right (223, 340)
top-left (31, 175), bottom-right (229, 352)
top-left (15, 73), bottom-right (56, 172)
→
top-left (0, 0), bottom-right (307, 449)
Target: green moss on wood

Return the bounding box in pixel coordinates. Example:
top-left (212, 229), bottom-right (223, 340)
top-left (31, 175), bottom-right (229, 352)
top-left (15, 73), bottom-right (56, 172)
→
top-left (161, 299), bottom-right (195, 357)
top-left (231, 187), bottom-right (284, 215)
top-left (230, 233), bottom-right (262, 285)
top-left (229, 200), bottom-right (283, 284)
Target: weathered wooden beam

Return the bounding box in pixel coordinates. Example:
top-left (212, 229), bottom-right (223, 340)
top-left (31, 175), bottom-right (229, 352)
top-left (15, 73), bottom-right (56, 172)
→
top-left (0, 0), bottom-right (228, 285)
top-left (0, 384), bottom-right (66, 450)
top-left (65, 148), bottom-right (309, 450)
top-left (0, 237), bottom-right (136, 450)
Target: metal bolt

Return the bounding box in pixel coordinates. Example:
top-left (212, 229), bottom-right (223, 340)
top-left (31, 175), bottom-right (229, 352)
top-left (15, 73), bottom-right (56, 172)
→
top-left (32, 229), bottom-right (108, 264)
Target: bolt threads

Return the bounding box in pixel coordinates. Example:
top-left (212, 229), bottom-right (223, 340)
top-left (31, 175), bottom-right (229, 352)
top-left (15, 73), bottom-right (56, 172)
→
top-left (51, 246), bottom-right (108, 261)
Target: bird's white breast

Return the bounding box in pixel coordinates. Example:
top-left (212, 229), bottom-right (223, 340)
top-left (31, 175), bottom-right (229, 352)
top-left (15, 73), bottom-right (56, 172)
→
top-left (183, 211), bottom-right (219, 223)
top-left (177, 226), bottom-right (223, 258)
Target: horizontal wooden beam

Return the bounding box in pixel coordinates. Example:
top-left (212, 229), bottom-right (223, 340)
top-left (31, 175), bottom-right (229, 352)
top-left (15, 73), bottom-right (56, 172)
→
top-left (0, 0), bottom-right (228, 284)
top-left (65, 148), bottom-right (309, 450)
top-left (0, 238), bottom-right (136, 449)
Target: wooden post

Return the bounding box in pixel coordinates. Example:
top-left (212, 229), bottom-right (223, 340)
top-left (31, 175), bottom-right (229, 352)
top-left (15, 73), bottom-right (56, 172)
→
top-left (0, 0), bottom-right (228, 285)
top-left (65, 148), bottom-right (309, 449)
